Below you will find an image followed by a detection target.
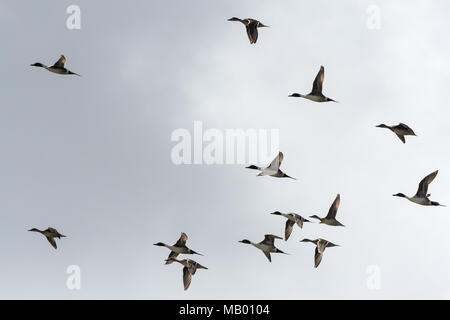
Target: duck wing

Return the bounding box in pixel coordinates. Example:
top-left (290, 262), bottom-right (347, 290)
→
top-left (246, 22), bottom-right (258, 44)
top-left (314, 247), bottom-right (323, 268)
top-left (174, 232), bottom-right (188, 246)
top-left (396, 123), bottom-right (416, 135)
top-left (267, 152), bottom-right (283, 171)
top-left (395, 133), bottom-right (406, 143)
top-left (51, 55), bottom-right (66, 68)
top-left (46, 236), bottom-right (57, 249)
top-left (311, 66), bottom-right (324, 96)
top-left (284, 220), bottom-right (295, 241)
top-left (182, 267), bottom-right (193, 290)
top-left (416, 171), bottom-right (438, 198)
top-left (262, 234), bottom-right (282, 246)
top-left (325, 194), bottom-right (341, 219)
top-left (165, 251), bottom-right (179, 264)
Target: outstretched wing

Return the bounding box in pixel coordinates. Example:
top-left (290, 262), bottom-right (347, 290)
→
top-left (46, 236), bottom-right (57, 249)
top-left (416, 171), bottom-right (438, 198)
top-left (395, 133), bottom-right (406, 144)
top-left (325, 194), bottom-right (341, 219)
top-left (174, 232), bottom-right (188, 246)
top-left (52, 55), bottom-right (66, 68)
top-left (267, 152), bottom-right (283, 171)
top-left (397, 123), bottom-right (416, 135)
top-left (262, 234), bottom-right (282, 246)
top-left (284, 220), bottom-right (295, 241)
top-left (311, 66), bottom-right (324, 95)
top-left (246, 23), bottom-right (258, 44)
top-left (314, 247), bottom-right (323, 268)
top-left (182, 267), bottom-right (192, 290)
top-left (165, 251), bottom-right (179, 264)
top-left (294, 215), bottom-right (304, 229)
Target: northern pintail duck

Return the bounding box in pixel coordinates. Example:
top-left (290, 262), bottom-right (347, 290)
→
top-left (166, 258), bottom-right (208, 291)
top-left (154, 232), bottom-right (202, 264)
top-left (227, 17), bottom-right (269, 44)
top-left (310, 194), bottom-right (345, 226)
top-left (300, 238), bottom-right (339, 268)
top-left (393, 170), bottom-right (445, 206)
top-left (28, 227), bottom-right (66, 249)
top-left (270, 211), bottom-right (311, 240)
top-left (246, 152), bottom-right (296, 179)
top-left (239, 234), bottom-right (287, 262)
top-left (289, 66), bottom-right (337, 102)
top-left (31, 55), bottom-right (81, 76)
top-left (376, 123), bottom-right (416, 143)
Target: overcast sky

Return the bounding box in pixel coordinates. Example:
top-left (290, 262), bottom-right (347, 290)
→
top-left (1, 0), bottom-right (450, 299)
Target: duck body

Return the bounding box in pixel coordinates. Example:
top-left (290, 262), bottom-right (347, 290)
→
top-left (239, 234), bottom-right (287, 262)
top-left (270, 211), bottom-right (310, 240)
top-left (28, 227), bottom-right (66, 249)
top-left (309, 194), bottom-right (345, 227)
top-left (166, 258), bottom-right (207, 290)
top-left (289, 66), bottom-right (337, 103)
top-left (376, 123), bottom-right (416, 143)
top-left (228, 17), bottom-right (268, 44)
top-left (246, 152), bottom-right (296, 179)
top-left (300, 238), bottom-right (339, 268)
top-left (31, 55), bottom-right (81, 76)
top-left (393, 170), bottom-right (445, 206)
top-left (154, 232), bottom-right (202, 264)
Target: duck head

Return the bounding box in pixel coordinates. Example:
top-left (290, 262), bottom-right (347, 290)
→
top-left (30, 63), bottom-right (45, 67)
top-left (393, 193), bottom-right (407, 198)
top-left (239, 239), bottom-right (251, 244)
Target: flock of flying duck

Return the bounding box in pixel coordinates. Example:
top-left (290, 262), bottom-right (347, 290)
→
top-left (27, 16), bottom-right (446, 291)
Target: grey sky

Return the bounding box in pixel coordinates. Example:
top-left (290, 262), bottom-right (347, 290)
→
top-left (1, 0), bottom-right (450, 299)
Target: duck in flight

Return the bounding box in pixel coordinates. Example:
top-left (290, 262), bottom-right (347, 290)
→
top-left (28, 227), bottom-right (66, 249)
top-left (239, 234), bottom-right (287, 262)
top-left (300, 238), bottom-right (339, 268)
top-left (246, 152), bottom-right (296, 179)
top-left (289, 66), bottom-right (336, 102)
top-left (166, 258), bottom-right (207, 291)
top-left (393, 170), bottom-right (445, 206)
top-left (270, 211), bottom-right (311, 240)
top-left (309, 194), bottom-right (345, 226)
top-left (154, 232), bottom-right (202, 264)
top-left (31, 55), bottom-right (81, 76)
top-left (227, 17), bottom-right (269, 44)
top-left (376, 123), bottom-right (416, 144)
